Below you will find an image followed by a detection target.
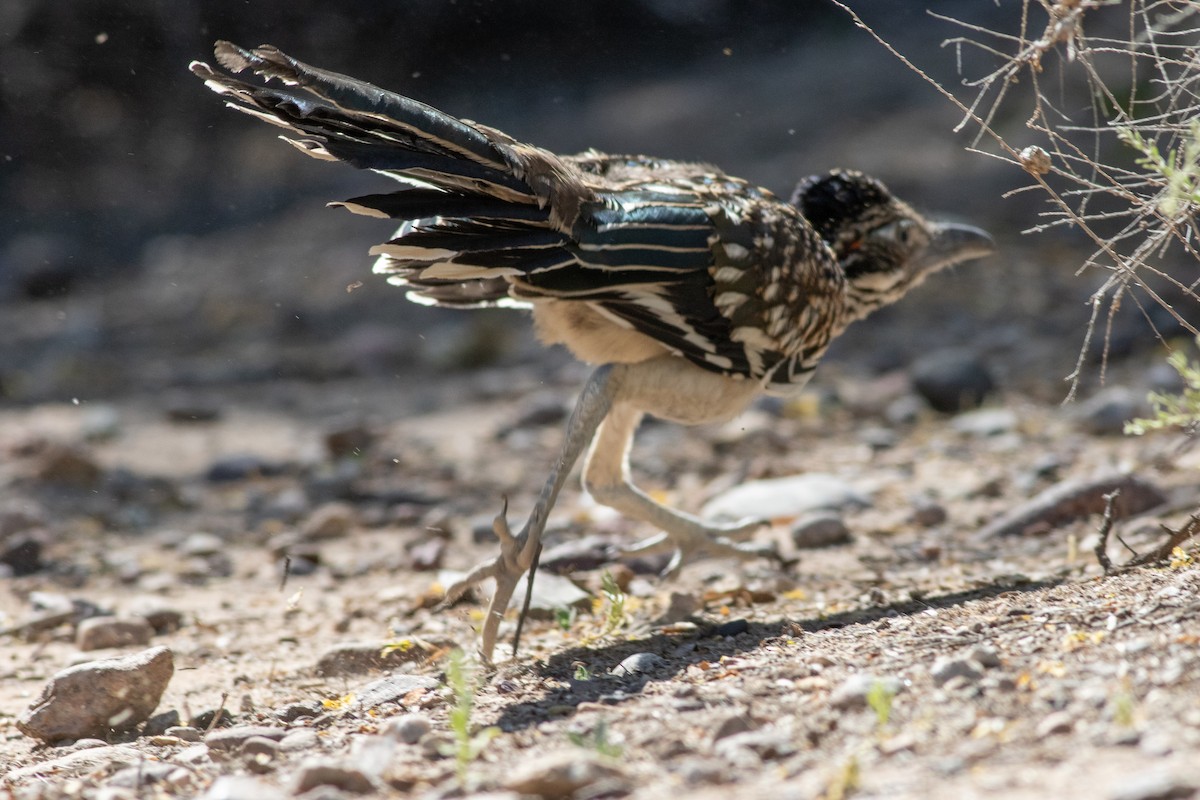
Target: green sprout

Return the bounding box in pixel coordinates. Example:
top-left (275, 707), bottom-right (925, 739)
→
top-left (600, 570), bottom-right (628, 635)
top-left (567, 719), bottom-right (623, 759)
top-left (442, 649), bottom-right (499, 787)
top-left (1125, 338), bottom-right (1200, 436)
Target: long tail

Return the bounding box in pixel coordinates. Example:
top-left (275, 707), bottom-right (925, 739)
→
top-left (190, 42), bottom-right (591, 307)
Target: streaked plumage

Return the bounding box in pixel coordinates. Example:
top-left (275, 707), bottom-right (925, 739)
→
top-left (192, 42), bottom-right (994, 662)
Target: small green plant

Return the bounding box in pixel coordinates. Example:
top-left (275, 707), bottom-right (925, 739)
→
top-left (567, 719), bottom-right (623, 759)
top-left (866, 679), bottom-right (896, 729)
top-left (443, 649), bottom-right (499, 787)
top-left (1125, 338), bottom-right (1200, 436)
top-left (1112, 690), bottom-right (1137, 728)
top-left (554, 606), bottom-right (576, 632)
top-left (1118, 121), bottom-right (1200, 218)
top-left (599, 570), bottom-right (628, 635)
top-left (573, 662), bottom-right (592, 681)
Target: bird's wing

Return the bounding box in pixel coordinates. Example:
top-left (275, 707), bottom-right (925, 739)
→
top-left (509, 174), bottom-right (848, 388)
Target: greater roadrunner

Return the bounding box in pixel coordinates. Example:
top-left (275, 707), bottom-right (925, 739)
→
top-left (193, 42), bottom-right (994, 662)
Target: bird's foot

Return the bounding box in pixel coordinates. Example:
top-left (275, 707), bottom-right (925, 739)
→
top-left (620, 516), bottom-right (782, 577)
top-left (439, 497), bottom-right (537, 665)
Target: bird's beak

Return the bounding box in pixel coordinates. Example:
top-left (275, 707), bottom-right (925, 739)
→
top-left (915, 222), bottom-right (996, 274)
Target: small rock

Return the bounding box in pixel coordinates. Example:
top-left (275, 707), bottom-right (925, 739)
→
top-left (107, 761), bottom-right (176, 788)
top-left (790, 512), bottom-right (852, 548)
top-left (291, 760), bottom-right (378, 795)
top-left (505, 751), bottom-right (629, 798)
top-left (910, 500), bottom-right (948, 528)
top-left (1075, 386), bottom-right (1145, 436)
top-left (612, 652), bottom-right (666, 677)
top-left (166, 725), bottom-right (202, 742)
top-left (911, 348), bottom-right (995, 413)
top-left (180, 532), bottom-right (226, 557)
top-left (241, 736), bottom-right (280, 758)
top-left (951, 407), bottom-right (1018, 437)
top-left (275, 702), bottom-right (322, 723)
top-left (205, 454), bottom-right (279, 483)
top-left (1036, 711), bottom-right (1075, 738)
top-left (931, 657), bottom-right (984, 686)
top-left (205, 725), bottom-right (287, 752)
top-left (76, 615), bottom-right (155, 651)
top-left (967, 644), bottom-right (1002, 669)
top-left (123, 600), bottom-right (185, 635)
top-left (143, 709), bottom-right (181, 736)
top-left (324, 423), bottom-right (375, 459)
top-left (382, 713), bottom-right (432, 745)
top-left (1108, 771), bottom-right (1196, 800)
top-left (661, 591), bottom-right (700, 623)
top-left (349, 735), bottom-right (396, 777)
top-left (316, 640), bottom-right (439, 677)
top-left (702, 473), bottom-right (870, 522)
top-left (190, 707), bottom-right (235, 729)
top-left (828, 674), bottom-right (904, 710)
top-left (33, 443), bottom-right (103, 487)
top-left (508, 571), bottom-right (592, 618)
top-left (539, 535), bottom-right (616, 573)
top-left (279, 728), bottom-right (320, 752)
top-left (407, 537), bottom-right (445, 571)
top-left (352, 674), bottom-right (440, 711)
top-left (1, 534), bottom-right (43, 576)
top-left (203, 776), bottom-right (288, 800)
top-left (712, 712), bottom-right (761, 741)
top-left (81, 404), bottom-right (122, 441)
top-left (17, 646), bottom-right (174, 743)
top-left (884, 393), bottom-right (927, 426)
top-left (712, 619), bottom-right (750, 637)
top-left (301, 502), bottom-right (357, 541)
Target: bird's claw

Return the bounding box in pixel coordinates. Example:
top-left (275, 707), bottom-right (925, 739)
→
top-left (438, 496), bottom-right (536, 664)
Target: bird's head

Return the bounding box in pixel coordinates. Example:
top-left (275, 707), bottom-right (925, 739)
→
top-left (792, 170), bottom-right (995, 320)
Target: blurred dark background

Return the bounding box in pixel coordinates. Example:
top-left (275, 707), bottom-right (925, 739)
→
top-left (0, 0), bottom-right (1183, 408)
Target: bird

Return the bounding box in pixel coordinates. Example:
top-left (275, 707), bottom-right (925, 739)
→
top-left (191, 41), bottom-right (995, 663)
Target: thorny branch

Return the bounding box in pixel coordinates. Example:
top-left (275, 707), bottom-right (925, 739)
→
top-left (834, 0), bottom-right (1200, 397)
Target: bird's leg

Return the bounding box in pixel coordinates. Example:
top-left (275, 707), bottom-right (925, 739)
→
top-left (581, 358), bottom-right (780, 576)
top-left (442, 365), bottom-right (615, 663)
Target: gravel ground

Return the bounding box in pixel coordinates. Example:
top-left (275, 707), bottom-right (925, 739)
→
top-left (1, 358), bottom-right (1198, 799)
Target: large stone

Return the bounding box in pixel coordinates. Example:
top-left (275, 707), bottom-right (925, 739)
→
top-left (702, 473), bottom-right (870, 523)
top-left (18, 646), bottom-right (174, 743)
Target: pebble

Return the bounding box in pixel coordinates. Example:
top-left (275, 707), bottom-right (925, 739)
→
top-left (301, 502), bottom-right (357, 541)
top-left (324, 423), bottom-right (375, 459)
top-left (790, 512), bottom-right (852, 548)
top-left (180, 532), bottom-right (226, 557)
top-left (166, 725), bottom-right (202, 742)
top-left (910, 500), bottom-right (948, 528)
top-left (142, 709), bottom-right (181, 736)
top-left (406, 537), bottom-right (445, 571)
top-left (612, 652), bottom-right (666, 677)
top-left (107, 761), bottom-right (176, 788)
top-left (712, 619), bottom-right (750, 637)
top-left (539, 535), bottom-right (617, 573)
top-left (33, 443), bottom-right (103, 487)
top-left (911, 348), bottom-right (994, 413)
top-left (275, 702), bottom-right (322, 723)
top-left (17, 646), bottom-right (174, 743)
top-left (1075, 386), bottom-right (1144, 436)
top-left (1108, 771), bottom-right (1196, 800)
top-left (352, 674), bottom-right (440, 712)
top-left (205, 454), bottom-right (280, 483)
top-left (122, 600), bottom-right (185, 635)
top-left (1036, 711), bottom-right (1075, 738)
top-left (291, 760), bottom-right (378, 794)
top-left (951, 407), bottom-right (1019, 437)
top-left (828, 674), bottom-right (905, 710)
top-left (279, 729), bottom-right (321, 752)
top-left (968, 644), bottom-right (1002, 669)
top-left (508, 571), bottom-right (592, 618)
top-left (1, 534), bottom-right (43, 576)
top-left (316, 640), bottom-right (439, 677)
top-left (662, 591), bottom-right (700, 623)
top-left (348, 734), bottom-right (396, 777)
top-left (702, 473), bottom-right (870, 522)
top-left (76, 615), bottom-right (155, 651)
top-left (382, 713), bottom-right (432, 745)
top-left (505, 750), bottom-right (629, 798)
top-left (931, 657), bottom-right (984, 686)
top-left (205, 725), bottom-right (287, 752)
top-left (202, 776), bottom-right (288, 800)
